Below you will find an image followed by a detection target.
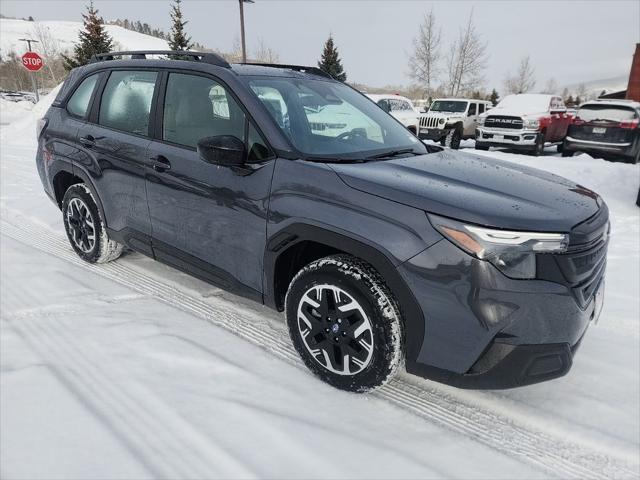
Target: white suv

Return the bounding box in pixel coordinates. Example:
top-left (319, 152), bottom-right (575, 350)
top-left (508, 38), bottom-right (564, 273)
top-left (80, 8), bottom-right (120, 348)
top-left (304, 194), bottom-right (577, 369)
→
top-left (419, 98), bottom-right (492, 149)
top-left (366, 94), bottom-right (420, 134)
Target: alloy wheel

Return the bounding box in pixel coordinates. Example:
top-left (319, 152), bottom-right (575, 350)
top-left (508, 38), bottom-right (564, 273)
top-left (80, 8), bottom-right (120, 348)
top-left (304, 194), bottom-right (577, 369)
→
top-left (296, 284), bottom-right (374, 375)
top-left (66, 197), bottom-right (96, 253)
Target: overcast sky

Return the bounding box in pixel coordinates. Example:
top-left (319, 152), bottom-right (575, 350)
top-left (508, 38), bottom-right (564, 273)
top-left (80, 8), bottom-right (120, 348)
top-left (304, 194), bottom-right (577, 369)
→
top-left (2, 0), bottom-right (639, 90)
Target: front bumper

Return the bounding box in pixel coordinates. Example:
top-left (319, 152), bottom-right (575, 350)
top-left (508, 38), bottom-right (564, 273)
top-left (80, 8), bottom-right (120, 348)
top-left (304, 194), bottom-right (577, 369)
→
top-left (476, 127), bottom-right (539, 148)
top-left (399, 237), bottom-right (605, 389)
top-left (419, 126), bottom-right (447, 141)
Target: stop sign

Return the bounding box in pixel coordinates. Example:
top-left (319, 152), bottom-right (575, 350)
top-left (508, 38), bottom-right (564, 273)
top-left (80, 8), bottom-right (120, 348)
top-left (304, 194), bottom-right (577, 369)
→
top-left (22, 52), bottom-right (44, 72)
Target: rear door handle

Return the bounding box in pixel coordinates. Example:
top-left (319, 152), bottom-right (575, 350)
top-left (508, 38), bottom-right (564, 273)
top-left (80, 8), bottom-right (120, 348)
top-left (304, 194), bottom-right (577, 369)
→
top-left (79, 135), bottom-right (95, 147)
top-left (150, 155), bottom-right (171, 172)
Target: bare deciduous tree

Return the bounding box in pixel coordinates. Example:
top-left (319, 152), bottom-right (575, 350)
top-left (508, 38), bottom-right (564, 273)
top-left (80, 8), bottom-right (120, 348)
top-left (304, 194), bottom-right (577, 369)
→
top-left (541, 77), bottom-right (559, 94)
top-left (504, 55), bottom-right (536, 94)
top-left (31, 22), bottom-right (62, 83)
top-left (408, 8), bottom-right (441, 99)
top-left (253, 38), bottom-right (280, 64)
top-left (445, 10), bottom-right (487, 97)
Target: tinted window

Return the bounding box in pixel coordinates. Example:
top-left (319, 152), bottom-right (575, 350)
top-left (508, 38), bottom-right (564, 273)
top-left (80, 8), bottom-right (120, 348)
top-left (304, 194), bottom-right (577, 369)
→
top-left (163, 73), bottom-right (245, 148)
top-left (478, 103), bottom-right (485, 114)
top-left (99, 71), bottom-right (157, 136)
top-left (468, 103), bottom-right (477, 116)
top-left (247, 123), bottom-right (272, 162)
top-left (67, 74), bottom-right (99, 118)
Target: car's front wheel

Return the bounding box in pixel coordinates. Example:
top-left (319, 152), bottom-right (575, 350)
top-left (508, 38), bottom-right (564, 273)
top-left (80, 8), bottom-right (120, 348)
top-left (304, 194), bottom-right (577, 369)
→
top-left (62, 184), bottom-right (123, 263)
top-left (285, 255), bottom-right (404, 392)
top-left (444, 126), bottom-right (462, 149)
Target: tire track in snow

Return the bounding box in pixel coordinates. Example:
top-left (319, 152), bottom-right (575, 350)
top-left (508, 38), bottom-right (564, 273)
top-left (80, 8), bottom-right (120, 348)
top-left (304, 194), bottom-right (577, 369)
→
top-left (7, 301), bottom-right (256, 479)
top-left (2, 213), bottom-right (637, 480)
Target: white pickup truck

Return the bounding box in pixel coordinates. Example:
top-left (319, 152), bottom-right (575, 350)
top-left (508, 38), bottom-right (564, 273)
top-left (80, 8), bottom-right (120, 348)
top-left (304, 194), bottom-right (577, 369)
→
top-left (366, 94), bottom-right (421, 135)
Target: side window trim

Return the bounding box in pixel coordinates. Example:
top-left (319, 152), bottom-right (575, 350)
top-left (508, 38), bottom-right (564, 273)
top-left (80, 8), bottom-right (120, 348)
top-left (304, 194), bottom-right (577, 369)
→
top-left (87, 71), bottom-right (109, 123)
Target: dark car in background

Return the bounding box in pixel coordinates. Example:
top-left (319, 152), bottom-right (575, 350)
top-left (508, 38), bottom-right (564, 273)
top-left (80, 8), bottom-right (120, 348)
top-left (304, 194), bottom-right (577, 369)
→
top-left (564, 100), bottom-right (640, 163)
top-left (35, 50), bottom-right (609, 392)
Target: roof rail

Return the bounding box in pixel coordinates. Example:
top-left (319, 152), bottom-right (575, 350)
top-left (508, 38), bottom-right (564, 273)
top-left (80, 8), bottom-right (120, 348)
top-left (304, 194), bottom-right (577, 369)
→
top-left (241, 62), bottom-right (332, 79)
top-left (90, 50), bottom-right (230, 68)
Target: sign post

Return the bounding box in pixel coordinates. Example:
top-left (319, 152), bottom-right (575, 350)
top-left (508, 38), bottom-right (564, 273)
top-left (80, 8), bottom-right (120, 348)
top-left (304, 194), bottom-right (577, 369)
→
top-left (18, 38), bottom-right (43, 103)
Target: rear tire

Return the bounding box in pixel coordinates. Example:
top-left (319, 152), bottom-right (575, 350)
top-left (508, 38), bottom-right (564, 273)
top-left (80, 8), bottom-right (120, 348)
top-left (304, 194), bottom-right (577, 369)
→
top-left (285, 255), bottom-right (404, 393)
top-left (62, 184), bottom-right (123, 264)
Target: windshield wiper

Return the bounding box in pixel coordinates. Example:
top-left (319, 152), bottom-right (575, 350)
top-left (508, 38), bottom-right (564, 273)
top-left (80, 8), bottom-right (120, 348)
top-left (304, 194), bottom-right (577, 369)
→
top-left (365, 148), bottom-right (418, 160)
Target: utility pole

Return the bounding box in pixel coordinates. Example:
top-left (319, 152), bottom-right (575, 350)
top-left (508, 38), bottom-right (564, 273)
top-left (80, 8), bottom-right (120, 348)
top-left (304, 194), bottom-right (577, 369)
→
top-left (18, 38), bottom-right (40, 102)
top-left (238, 0), bottom-right (254, 63)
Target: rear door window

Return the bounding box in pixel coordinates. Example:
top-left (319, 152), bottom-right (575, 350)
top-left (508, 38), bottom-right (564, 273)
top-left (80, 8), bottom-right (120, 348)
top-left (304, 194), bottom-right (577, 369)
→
top-left (99, 70), bottom-right (157, 136)
top-left (468, 103), bottom-right (477, 116)
top-left (67, 74), bottom-right (99, 118)
top-left (478, 103), bottom-right (485, 114)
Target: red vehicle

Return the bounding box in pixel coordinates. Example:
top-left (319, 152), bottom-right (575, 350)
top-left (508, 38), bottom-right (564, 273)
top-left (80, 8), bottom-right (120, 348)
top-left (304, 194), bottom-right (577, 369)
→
top-left (475, 94), bottom-right (573, 156)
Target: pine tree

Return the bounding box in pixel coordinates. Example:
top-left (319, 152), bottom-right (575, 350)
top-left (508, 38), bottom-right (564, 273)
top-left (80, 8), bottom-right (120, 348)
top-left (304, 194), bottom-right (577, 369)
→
top-left (63, 1), bottom-right (113, 70)
top-left (489, 88), bottom-right (499, 106)
top-left (168, 0), bottom-right (194, 52)
top-left (566, 95), bottom-right (575, 106)
top-left (318, 35), bottom-right (346, 81)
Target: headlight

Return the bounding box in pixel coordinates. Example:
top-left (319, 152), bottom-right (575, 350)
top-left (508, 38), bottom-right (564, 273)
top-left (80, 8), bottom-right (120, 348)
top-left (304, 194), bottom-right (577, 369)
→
top-left (439, 118), bottom-right (445, 124)
top-left (524, 118), bottom-right (539, 129)
top-left (428, 214), bottom-right (569, 279)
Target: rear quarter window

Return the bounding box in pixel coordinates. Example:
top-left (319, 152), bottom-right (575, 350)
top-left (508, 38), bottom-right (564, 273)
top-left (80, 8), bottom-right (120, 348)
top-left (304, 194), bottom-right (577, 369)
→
top-left (66, 74), bottom-right (99, 118)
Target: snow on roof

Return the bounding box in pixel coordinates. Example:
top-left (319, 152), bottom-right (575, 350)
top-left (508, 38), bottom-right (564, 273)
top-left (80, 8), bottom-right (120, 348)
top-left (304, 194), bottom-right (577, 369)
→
top-left (581, 99), bottom-right (640, 110)
top-left (494, 94), bottom-right (556, 113)
top-left (432, 98), bottom-right (491, 103)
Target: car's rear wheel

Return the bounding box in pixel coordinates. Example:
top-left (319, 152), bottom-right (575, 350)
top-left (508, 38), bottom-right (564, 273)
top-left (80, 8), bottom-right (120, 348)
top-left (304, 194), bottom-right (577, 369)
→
top-left (285, 255), bottom-right (403, 392)
top-left (62, 184), bottom-right (123, 264)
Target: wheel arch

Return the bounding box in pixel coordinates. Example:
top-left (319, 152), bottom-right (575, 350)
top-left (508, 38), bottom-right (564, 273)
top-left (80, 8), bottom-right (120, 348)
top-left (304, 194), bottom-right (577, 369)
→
top-left (52, 165), bottom-right (108, 229)
top-left (264, 223), bottom-right (425, 362)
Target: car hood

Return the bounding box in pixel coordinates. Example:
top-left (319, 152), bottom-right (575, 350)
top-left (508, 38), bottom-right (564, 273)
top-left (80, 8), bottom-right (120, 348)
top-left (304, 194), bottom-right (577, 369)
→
top-left (329, 150), bottom-right (601, 232)
top-left (481, 108), bottom-right (547, 118)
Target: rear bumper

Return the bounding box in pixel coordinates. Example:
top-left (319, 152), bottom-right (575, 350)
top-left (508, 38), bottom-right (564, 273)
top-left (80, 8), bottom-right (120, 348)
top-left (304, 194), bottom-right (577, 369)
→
top-left (565, 136), bottom-right (636, 157)
top-left (476, 127), bottom-right (539, 148)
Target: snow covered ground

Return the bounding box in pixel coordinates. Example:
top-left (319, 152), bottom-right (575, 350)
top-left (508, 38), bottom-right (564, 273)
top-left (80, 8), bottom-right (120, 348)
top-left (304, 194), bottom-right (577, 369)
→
top-left (0, 18), bottom-right (168, 57)
top-left (1, 94), bottom-right (639, 479)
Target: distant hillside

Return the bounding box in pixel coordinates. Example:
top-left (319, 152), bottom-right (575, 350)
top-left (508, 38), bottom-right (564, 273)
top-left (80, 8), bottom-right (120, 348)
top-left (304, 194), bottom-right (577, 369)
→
top-left (0, 18), bottom-right (169, 58)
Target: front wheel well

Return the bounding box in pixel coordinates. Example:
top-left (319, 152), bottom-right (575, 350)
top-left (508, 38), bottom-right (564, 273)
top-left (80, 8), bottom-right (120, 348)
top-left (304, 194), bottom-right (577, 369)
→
top-left (273, 241), bottom-right (344, 311)
top-left (53, 171), bottom-right (83, 208)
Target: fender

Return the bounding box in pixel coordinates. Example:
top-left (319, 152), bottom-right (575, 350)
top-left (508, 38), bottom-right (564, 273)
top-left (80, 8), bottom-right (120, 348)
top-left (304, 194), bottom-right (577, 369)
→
top-left (264, 222), bottom-right (426, 363)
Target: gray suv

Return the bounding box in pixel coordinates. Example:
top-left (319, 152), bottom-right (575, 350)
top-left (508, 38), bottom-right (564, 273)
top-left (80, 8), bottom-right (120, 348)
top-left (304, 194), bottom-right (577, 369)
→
top-left (36, 51), bottom-right (609, 392)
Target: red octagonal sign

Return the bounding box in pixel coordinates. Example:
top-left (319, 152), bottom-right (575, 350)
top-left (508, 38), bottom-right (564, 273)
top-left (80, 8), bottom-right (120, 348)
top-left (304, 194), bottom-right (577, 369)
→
top-left (22, 52), bottom-right (44, 72)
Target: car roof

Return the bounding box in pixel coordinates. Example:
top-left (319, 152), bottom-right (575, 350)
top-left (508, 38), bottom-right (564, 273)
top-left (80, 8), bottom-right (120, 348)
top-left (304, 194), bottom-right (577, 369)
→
top-left (580, 99), bottom-right (640, 110)
top-left (432, 98), bottom-right (491, 103)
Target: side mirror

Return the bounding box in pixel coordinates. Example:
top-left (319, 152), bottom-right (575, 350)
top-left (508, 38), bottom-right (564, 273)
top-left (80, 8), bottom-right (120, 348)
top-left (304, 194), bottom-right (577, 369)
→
top-left (197, 135), bottom-right (246, 166)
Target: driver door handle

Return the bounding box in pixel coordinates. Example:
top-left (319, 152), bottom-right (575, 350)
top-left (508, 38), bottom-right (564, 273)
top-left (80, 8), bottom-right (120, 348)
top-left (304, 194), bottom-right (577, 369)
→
top-left (150, 155), bottom-right (171, 172)
top-left (79, 135), bottom-right (95, 148)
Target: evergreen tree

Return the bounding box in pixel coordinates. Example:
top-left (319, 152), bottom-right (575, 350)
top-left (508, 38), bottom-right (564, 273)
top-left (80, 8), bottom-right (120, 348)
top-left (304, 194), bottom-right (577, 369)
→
top-left (575, 96), bottom-right (582, 106)
top-left (566, 94), bottom-right (574, 106)
top-left (168, 0), bottom-right (194, 52)
top-left (63, 1), bottom-right (113, 70)
top-left (318, 35), bottom-right (346, 81)
top-left (489, 88), bottom-right (499, 106)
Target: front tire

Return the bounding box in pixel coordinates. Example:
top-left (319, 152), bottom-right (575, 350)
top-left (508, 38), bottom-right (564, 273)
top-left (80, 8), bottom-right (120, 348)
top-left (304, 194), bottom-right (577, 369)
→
top-left (445, 126), bottom-right (462, 149)
top-left (533, 133), bottom-right (545, 156)
top-left (285, 255), bottom-right (404, 392)
top-left (62, 184), bottom-right (123, 264)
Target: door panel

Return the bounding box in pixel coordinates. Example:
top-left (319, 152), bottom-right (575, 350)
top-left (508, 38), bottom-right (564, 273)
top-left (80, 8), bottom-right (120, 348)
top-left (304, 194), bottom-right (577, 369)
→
top-left (146, 71), bottom-right (275, 295)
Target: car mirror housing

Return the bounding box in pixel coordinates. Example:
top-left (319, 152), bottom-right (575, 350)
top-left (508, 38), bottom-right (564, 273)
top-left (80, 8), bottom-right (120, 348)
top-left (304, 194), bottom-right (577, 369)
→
top-left (197, 135), bottom-right (246, 166)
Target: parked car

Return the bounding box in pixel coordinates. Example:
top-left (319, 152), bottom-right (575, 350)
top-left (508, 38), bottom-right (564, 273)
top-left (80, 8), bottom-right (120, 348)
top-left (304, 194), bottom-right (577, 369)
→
top-left (366, 93), bottom-right (420, 134)
top-left (563, 99), bottom-right (640, 163)
top-left (419, 98), bottom-right (492, 149)
top-left (36, 51), bottom-right (609, 392)
top-left (476, 94), bottom-right (572, 156)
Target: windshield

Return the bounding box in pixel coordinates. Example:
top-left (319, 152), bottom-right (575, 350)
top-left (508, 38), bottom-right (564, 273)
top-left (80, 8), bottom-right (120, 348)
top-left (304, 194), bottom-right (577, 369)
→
top-left (577, 104), bottom-right (638, 122)
top-left (429, 100), bottom-right (468, 113)
top-left (246, 77), bottom-right (425, 160)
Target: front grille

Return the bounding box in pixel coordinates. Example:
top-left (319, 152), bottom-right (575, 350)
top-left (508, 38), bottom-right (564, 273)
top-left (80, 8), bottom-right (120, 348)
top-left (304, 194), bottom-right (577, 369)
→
top-left (537, 205), bottom-right (609, 308)
top-left (484, 115), bottom-right (524, 130)
top-left (420, 116), bottom-right (442, 128)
